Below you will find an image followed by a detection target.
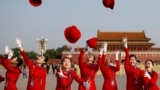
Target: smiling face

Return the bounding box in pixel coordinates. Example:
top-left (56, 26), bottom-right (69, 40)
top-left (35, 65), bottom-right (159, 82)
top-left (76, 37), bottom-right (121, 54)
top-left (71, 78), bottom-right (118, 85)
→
top-left (129, 55), bottom-right (137, 66)
top-left (129, 57), bottom-right (137, 66)
top-left (61, 58), bottom-right (72, 69)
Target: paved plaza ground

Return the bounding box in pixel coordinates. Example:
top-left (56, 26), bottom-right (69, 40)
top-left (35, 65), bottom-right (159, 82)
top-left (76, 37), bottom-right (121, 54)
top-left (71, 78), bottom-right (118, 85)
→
top-left (0, 66), bottom-right (160, 90)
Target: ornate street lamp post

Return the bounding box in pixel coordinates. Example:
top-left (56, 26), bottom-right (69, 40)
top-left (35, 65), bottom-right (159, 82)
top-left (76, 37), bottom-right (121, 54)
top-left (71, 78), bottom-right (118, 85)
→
top-left (37, 36), bottom-right (48, 55)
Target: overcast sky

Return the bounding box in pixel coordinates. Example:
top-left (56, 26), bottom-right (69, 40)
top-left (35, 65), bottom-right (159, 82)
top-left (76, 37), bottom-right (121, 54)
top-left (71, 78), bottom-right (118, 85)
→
top-left (0, 0), bottom-right (160, 54)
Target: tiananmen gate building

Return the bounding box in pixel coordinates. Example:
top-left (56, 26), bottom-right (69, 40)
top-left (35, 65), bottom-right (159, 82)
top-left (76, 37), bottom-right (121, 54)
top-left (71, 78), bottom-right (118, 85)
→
top-left (62, 30), bottom-right (160, 64)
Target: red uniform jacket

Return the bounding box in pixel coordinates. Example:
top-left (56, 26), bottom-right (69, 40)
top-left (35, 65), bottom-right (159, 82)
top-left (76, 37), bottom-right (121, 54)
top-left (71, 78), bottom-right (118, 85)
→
top-left (78, 50), bottom-right (101, 90)
top-left (21, 51), bottom-right (46, 90)
top-left (100, 55), bottom-right (120, 90)
top-left (56, 69), bottom-right (83, 90)
top-left (140, 70), bottom-right (159, 90)
top-left (124, 48), bottom-right (143, 90)
top-left (1, 57), bottom-right (21, 90)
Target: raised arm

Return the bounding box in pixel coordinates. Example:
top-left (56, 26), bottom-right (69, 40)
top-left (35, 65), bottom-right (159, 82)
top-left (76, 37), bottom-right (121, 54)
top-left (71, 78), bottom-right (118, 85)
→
top-left (99, 42), bottom-right (107, 70)
top-left (123, 37), bottom-right (129, 65)
top-left (123, 37), bottom-right (137, 74)
top-left (94, 42), bottom-right (107, 71)
top-left (1, 57), bottom-right (18, 73)
top-left (112, 51), bottom-right (120, 72)
top-left (78, 49), bottom-right (85, 67)
top-left (1, 46), bottom-right (19, 73)
top-left (16, 38), bottom-right (33, 69)
top-left (123, 37), bottom-right (130, 70)
top-left (94, 54), bottom-right (102, 71)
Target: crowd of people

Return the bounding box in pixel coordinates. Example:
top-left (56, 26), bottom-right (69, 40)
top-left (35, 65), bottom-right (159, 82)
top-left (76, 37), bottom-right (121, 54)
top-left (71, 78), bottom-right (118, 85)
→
top-left (0, 37), bottom-right (159, 90)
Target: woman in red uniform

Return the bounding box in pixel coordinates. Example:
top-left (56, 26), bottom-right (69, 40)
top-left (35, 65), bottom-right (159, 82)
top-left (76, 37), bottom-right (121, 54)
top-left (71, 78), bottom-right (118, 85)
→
top-left (16, 38), bottom-right (48, 90)
top-left (100, 43), bottom-right (120, 90)
top-left (123, 37), bottom-right (143, 90)
top-left (1, 46), bottom-right (22, 90)
top-left (56, 55), bottom-right (90, 90)
top-left (78, 47), bottom-right (102, 90)
top-left (140, 59), bottom-right (159, 90)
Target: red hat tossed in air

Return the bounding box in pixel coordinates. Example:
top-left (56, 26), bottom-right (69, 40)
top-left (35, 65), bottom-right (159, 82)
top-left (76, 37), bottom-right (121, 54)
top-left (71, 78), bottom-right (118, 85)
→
top-left (86, 37), bottom-right (97, 48)
top-left (29, 0), bottom-right (42, 7)
top-left (64, 25), bottom-right (81, 44)
top-left (102, 0), bottom-right (115, 10)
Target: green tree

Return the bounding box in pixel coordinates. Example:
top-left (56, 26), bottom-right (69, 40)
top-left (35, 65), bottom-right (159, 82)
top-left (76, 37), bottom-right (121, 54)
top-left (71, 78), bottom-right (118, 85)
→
top-left (56, 47), bottom-right (63, 59)
top-left (12, 48), bottom-right (21, 58)
top-left (26, 51), bottom-right (37, 59)
top-left (11, 48), bottom-right (37, 59)
top-left (45, 49), bottom-right (56, 59)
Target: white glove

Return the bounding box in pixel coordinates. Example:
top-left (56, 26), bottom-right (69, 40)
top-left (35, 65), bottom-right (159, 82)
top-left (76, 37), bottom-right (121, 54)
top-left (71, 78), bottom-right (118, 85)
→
top-left (115, 51), bottom-right (120, 61)
top-left (83, 80), bottom-right (90, 90)
top-left (123, 37), bottom-right (128, 48)
top-left (16, 38), bottom-right (22, 48)
top-left (144, 71), bottom-right (151, 79)
top-left (58, 68), bottom-right (67, 78)
top-left (4, 46), bottom-right (13, 59)
top-left (5, 45), bottom-right (9, 54)
top-left (99, 48), bottom-right (103, 56)
top-left (8, 50), bottom-right (14, 59)
top-left (103, 42), bottom-right (107, 52)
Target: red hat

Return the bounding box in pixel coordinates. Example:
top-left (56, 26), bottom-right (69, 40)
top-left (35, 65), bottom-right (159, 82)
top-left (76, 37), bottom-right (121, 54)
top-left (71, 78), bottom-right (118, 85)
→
top-left (102, 0), bottom-right (115, 10)
top-left (29, 0), bottom-right (42, 7)
top-left (64, 25), bottom-right (81, 43)
top-left (86, 37), bottom-right (97, 48)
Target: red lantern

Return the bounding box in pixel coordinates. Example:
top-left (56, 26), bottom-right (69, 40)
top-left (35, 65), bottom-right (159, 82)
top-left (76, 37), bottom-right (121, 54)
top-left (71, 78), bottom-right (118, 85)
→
top-left (29, 0), bottom-right (42, 7)
top-left (102, 0), bottom-right (115, 9)
top-left (86, 37), bottom-right (97, 48)
top-left (64, 25), bottom-right (81, 44)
